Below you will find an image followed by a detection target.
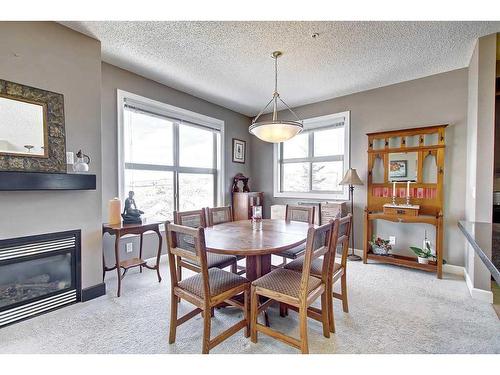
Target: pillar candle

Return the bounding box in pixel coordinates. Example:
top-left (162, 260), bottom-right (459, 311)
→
top-left (108, 197), bottom-right (122, 224)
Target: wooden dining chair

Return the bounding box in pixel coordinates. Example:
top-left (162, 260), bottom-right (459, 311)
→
top-left (275, 205), bottom-right (315, 267)
top-left (207, 205), bottom-right (233, 226)
top-left (174, 209), bottom-right (238, 279)
top-left (284, 214), bottom-right (352, 332)
top-left (207, 206), bottom-right (246, 275)
top-left (250, 221), bottom-right (334, 354)
top-left (166, 222), bottom-right (250, 354)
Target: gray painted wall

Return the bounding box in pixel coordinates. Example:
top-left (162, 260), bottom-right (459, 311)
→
top-left (0, 22), bottom-right (103, 289)
top-left (465, 34), bottom-right (497, 292)
top-left (250, 69), bottom-right (468, 266)
top-left (101, 63), bottom-right (253, 262)
top-left (1, 22), bottom-right (491, 291)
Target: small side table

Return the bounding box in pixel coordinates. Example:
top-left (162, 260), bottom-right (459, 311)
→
top-left (102, 221), bottom-right (163, 297)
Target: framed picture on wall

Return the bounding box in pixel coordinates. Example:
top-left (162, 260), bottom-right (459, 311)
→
top-left (232, 138), bottom-right (246, 164)
top-left (389, 160), bottom-right (407, 178)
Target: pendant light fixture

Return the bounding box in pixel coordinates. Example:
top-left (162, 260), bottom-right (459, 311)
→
top-left (249, 51), bottom-right (303, 143)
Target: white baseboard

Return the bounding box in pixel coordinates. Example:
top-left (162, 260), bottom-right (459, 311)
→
top-left (443, 263), bottom-right (465, 277)
top-left (465, 271), bottom-right (494, 304)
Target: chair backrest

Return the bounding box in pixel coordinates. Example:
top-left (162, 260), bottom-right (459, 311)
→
top-left (335, 214), bottom-right (352, 268)
top-left (173, 209), bottom-right (207, 254)
top-left (174, 209), bottom-right (207, 228)
top-left (166, 222), bottom-right (210, 299)
top-left (299, 220), bottom-right (338, 303)
top-left (207, 206), bottom-right (233, 226)
top-left (319, 202), bottom-right (345, 224)
top-left (285, 205), bottom-right (315, 224)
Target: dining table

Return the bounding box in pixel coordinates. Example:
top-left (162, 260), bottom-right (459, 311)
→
top-left (203, 219), bottom-right (314, 282)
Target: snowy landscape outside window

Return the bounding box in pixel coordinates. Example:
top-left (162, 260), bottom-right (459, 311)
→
top-left (274, 112), bottom-right (349, 200)
top-left (120, 97), bottom-right (221, 221)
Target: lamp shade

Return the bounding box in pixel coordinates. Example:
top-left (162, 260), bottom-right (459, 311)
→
top-left (339, 168), bottom-right (363, 186)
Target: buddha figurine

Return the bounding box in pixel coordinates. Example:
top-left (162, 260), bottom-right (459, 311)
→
top-left (121, 191), bottom-right (144, 224)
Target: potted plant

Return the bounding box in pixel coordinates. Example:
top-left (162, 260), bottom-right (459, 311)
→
top-left (369, 236), bottom-right (392, 255)
top-left (409, 243), bottom-right (447, 264)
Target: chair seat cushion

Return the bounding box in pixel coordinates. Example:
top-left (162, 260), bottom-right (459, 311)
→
top-left (278, 244), bottom-right (306, 259)
top-left (185, 252), bottom-right (236, 269)
top-left (178, 268), bottom-right (249, 298)
top-left (285, 257), bottom-right (341, 277)
top-left (252, 268), bottom-right (322, 299)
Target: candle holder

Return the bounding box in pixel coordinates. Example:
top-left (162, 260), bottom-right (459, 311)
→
top-left (252, 205), bottom-right (262, 231)
top-left (405, 181), bottom-right (413, 206)
top-left (391, 181), bottom-right (397, 206)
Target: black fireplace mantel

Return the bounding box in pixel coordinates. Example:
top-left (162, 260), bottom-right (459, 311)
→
top-left (0, 171), bottom-right (96, 191)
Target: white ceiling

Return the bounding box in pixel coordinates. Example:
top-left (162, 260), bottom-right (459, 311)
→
top-left (61, 21), bottom-right (500, 117)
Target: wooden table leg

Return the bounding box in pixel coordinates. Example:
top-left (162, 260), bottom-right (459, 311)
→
top-left (246, 254), bottom-right (272, 326)
top-left (139, 233), bottom-right (144, 273)
top-left (102, 251), bottom-right (106, 282)
top-left (363, 210), bottom-right (369, 264)
top-left (437, 214), bottom-right (443, 279)
top-left (155, 229), bottom-right (162, 282)
top-left (143, 229), bottom-right (163, 282)
top-left (114, 234), bottom-right (122, 297)
top-left (245, 254), bottom-right (271, 281)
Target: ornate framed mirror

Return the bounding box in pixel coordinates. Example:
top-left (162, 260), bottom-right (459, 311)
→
top-left (0, 79), bottom-right (66, 172)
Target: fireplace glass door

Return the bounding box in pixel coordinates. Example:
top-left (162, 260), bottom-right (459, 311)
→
top-left (0, 252), bottom-right (73, 309)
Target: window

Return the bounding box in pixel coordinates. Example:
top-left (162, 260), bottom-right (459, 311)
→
top-left (118, 90), bottom-right (224, 221)
top-left (273, 111), bottom-right (350, 200)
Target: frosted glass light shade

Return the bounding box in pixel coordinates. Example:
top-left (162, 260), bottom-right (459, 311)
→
top-left (249, 120), bottom-right (303, 143)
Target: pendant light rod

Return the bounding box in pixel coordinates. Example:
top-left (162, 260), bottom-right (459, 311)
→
top-left (252, 97), bottom-right (274, 123)
top-left (272, 51), bottom-right (280, 122)
top-left (274, 51), bottom-right (279, 93)
top-left (278, 96), bottom-right (303, 122)
top-left (252, 51), bottom-right (302, 125)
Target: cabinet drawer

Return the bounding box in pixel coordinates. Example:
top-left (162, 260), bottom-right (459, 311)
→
top-left (383, 206), bottom-right (419, 216)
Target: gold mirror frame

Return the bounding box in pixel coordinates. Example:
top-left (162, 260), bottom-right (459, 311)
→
top-left (0, 79), bottom-right (66, 172)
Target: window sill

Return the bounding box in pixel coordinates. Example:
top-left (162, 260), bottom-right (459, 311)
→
top-left (273, 191), bottom-right (349, 201)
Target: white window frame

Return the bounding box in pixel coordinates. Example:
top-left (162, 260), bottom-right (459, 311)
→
top-left (117, 89), bottom-right (225, 211)
top-left (273, 111), bottom-right (350, 200)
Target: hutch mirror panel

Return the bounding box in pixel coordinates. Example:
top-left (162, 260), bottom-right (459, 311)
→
top-left (388, 151), bottom-right (418, 182)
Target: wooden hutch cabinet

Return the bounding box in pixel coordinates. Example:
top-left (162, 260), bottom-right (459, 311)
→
top-left (363, 124), bottom-right (447, 278)
top-left (232, 192), bottom-right (264, 221)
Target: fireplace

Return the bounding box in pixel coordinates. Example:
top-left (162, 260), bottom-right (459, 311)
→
top-left (0, 230), bottom-right (81, 327)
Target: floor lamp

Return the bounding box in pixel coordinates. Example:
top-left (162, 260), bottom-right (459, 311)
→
top-left (340, 168), bottom-right (364, 261)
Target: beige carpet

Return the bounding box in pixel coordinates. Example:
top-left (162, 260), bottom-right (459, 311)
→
top-left (0, 258), bottom-right (499, 354)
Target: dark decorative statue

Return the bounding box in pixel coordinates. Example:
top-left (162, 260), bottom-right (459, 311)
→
top-left (121, 191), bottom-right (144, 224)
top-left (232, 173), bottom-right (250, 193)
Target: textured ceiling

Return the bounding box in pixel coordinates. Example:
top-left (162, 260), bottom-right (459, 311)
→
top-left (61, 21), bottom-right (500, 116)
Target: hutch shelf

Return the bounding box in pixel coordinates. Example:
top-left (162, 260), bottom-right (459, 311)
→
top-left (363, 124), bottom-right (447, 278)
